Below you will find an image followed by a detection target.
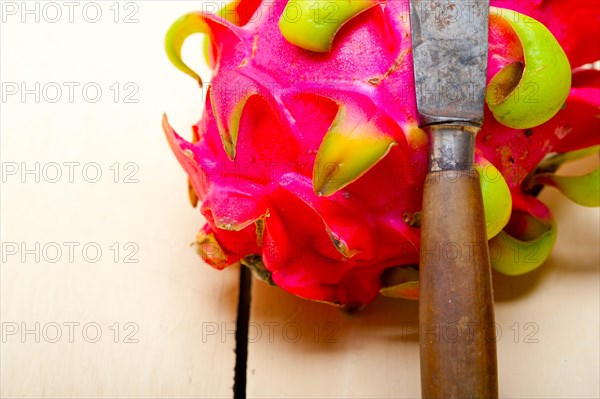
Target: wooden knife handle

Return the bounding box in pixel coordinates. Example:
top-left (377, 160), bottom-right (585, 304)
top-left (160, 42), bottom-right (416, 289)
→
top-left (419, 170), bottom-right (498, 398)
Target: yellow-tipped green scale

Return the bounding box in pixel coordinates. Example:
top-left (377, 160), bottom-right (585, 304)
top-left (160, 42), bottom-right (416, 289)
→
top-left (312, 104), bottom-right (397, 196)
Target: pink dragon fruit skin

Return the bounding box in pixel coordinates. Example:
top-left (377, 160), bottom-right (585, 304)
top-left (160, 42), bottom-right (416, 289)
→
top-left (164, 0), bottom-right (600, 308)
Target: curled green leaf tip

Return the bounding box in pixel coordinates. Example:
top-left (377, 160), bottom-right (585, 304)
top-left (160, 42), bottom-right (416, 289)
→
top-left (486, 7), bottom-right (571, 129)
top-left (476, 161), bottom-right (512, 239)
top-left (528, 146), bottom-right (600, 207)
top-left (165, 12), bottom-right (209, 85)
top-left (279, 0), bottom-right (378, 52)
top-left (490, 212), bottom-right (557, 276)
top-left (536, 168), bottom-right (600, 207)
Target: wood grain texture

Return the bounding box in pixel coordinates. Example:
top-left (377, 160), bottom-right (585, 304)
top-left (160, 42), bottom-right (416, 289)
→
top-left (1, 3), bottom-right (238, 398)
top-left (247, 285), bottom-right (421, 398)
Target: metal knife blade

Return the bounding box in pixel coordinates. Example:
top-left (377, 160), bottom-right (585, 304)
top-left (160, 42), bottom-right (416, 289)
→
top-left (410, 0), bottom-right (489, 127)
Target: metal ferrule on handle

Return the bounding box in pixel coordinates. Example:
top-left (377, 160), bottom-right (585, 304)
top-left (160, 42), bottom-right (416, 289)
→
top-left (427, 125), bottom-right (478, 172)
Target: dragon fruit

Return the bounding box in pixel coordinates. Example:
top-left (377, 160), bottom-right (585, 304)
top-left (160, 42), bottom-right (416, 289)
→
top-left (163, 0), bottom-right (600, 308)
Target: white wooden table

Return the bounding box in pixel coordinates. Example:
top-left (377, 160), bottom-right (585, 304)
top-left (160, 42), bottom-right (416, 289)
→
top-left (1, 2), bottom-right (598, 398)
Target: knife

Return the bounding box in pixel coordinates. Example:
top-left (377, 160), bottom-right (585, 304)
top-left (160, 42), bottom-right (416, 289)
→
top-left (409, 1), bottom-right (498, 398)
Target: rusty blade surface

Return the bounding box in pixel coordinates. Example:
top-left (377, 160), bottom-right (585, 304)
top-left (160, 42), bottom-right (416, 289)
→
top-left (410, 0), bottom-right (490, 127)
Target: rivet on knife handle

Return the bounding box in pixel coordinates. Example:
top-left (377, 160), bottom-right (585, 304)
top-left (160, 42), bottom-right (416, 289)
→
top-left (410, 1), bottom-right (499, 398)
